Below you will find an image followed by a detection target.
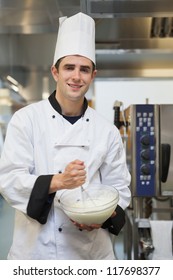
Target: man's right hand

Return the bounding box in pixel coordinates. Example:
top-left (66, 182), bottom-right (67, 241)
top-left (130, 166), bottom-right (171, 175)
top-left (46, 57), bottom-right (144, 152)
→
top-left (49, 159), bottom-right (86, 193)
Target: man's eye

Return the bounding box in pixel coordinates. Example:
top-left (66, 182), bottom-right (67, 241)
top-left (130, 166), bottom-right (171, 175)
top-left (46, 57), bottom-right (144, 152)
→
top-left (66, 66), bottom-right (74, 70)
top-left (81, 67), bottom-right (90, 73)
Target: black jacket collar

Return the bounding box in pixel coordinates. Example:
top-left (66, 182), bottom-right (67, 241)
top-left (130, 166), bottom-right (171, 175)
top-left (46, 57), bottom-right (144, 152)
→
top-left (48, 90), bottom-right (88, 116)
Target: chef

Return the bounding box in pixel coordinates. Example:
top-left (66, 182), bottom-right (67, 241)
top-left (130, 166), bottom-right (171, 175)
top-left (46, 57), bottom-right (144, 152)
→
top-left (0, 12), bottom-right (131, 260)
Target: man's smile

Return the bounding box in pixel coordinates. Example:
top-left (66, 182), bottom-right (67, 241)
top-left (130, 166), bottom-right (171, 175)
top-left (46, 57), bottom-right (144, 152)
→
top-left (67, 83), bottom-right (82, 89)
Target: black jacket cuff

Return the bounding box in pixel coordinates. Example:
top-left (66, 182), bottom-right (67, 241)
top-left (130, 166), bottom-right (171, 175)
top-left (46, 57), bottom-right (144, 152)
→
top-left (27, 175), bottom-right (55, 224)
top-left (102, 205), bottom-right (126, 235)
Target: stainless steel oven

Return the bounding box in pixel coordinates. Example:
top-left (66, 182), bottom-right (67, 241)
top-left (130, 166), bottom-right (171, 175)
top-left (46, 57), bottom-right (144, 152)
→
top-left (129, 104), bottom-right (173, 197)
top-left (114, 103), bottom-right (173, 259)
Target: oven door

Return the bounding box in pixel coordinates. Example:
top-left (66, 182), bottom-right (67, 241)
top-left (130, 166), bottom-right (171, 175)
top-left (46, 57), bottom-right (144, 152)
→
top-left (159, 105), bottom-right (173, 196)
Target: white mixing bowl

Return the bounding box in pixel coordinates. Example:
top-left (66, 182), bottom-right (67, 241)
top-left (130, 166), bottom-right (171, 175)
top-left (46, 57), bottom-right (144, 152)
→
top-left (59, 184), bottom-right (119, 225)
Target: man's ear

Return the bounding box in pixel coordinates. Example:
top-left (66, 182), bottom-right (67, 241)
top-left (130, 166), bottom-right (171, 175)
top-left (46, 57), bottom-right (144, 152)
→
top-left (51, 65), bottom-right (59, 82)
top-left (91, 69), bottom-right (97, 81)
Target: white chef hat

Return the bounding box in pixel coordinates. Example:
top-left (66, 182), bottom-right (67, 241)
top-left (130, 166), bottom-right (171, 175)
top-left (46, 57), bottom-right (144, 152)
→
top-left (53, 12), bottom-right (95, 65)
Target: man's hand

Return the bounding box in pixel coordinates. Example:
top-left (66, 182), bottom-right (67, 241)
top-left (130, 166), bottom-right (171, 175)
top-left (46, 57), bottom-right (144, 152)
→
top-left (111, 211), bottom-right (116, 218)
top-left (71, 220), bottom-right (101, 231)
top-left (49, 159), bottom-right (86, 193)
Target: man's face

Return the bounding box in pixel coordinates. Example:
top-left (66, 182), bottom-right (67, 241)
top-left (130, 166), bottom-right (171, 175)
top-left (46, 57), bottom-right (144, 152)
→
top-left (52, 55), bottom-right (97, 102)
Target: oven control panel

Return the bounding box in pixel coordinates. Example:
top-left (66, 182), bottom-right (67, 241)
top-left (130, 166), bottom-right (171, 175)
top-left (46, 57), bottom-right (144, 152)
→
top-left (135, 105), bottom-right (155, 196)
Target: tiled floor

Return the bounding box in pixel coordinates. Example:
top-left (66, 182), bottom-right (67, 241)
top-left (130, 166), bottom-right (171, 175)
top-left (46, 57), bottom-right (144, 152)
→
top-left (0, 195), bottom-right (124, 260)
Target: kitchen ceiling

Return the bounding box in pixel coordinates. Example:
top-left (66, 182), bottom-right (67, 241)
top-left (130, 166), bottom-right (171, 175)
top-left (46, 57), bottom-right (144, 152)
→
top-left (0, 0), bottom-right (173, 102)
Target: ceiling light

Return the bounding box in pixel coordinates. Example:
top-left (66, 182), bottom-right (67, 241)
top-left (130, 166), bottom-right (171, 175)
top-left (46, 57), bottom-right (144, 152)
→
top-left (6, 75), bottom-right (19, 86)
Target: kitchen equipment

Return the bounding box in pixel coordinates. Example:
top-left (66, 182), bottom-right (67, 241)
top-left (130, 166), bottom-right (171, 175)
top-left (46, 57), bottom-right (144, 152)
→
top-left (122, 104), bottom-right (173, 259)
top-left (59, 184), bottom-right (119, 225)
top-left (129, 104), bottom-right (173, 197)
top-left (117, 104), bottom-right (173, 260)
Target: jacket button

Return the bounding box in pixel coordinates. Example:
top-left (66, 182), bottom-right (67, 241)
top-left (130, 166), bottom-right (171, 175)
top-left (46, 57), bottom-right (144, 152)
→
top-left (58, 227), bottom-right (62, 232)
top-left (58, 171), bottom-right (62, 174)
top-left (86, 118), bottom-right (89, 122)
top-left (52, 115), bottom-right (55, 118)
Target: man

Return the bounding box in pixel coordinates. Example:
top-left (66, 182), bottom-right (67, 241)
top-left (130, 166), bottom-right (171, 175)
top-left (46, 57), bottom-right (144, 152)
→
top-left (0, 12), bottom-right (131, 259)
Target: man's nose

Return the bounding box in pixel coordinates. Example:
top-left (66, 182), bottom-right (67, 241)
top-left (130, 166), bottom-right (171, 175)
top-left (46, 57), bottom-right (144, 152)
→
top-left (72, 69), bottom-right (81, 80)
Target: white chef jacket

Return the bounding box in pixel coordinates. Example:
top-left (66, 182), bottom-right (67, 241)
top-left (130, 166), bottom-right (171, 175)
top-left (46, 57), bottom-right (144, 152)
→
top-left (0, 93), bottom-right (131, 260)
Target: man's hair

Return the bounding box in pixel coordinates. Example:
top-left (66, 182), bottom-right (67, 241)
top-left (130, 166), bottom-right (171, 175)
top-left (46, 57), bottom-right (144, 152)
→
top-left (55, 57), bottom-right (96, 72)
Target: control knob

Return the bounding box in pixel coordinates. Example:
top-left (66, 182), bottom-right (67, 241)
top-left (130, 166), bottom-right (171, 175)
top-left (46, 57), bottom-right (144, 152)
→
top-left (141, 149), bottom-right (150, 161)
top-left (140, 134), bottom-right (150, 146)
top-left (140, 164), bottom-right (150, 175)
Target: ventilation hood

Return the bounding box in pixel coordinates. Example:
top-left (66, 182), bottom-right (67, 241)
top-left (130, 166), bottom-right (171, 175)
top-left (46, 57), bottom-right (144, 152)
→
top-left (81, 0), bottom-right (173, 17)
top-left (0, 0), bottom-right (173, 103)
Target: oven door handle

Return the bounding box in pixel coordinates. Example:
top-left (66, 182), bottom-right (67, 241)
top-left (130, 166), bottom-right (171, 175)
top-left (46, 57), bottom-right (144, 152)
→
top-left (161, 143), bottom-right (171, 183)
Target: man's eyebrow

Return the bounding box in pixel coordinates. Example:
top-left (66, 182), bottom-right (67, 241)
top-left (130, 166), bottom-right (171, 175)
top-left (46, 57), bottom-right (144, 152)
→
top-left (80, 65), bottom-right (91, 70)
top-left (63, 63), bottom-right (75, 67)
